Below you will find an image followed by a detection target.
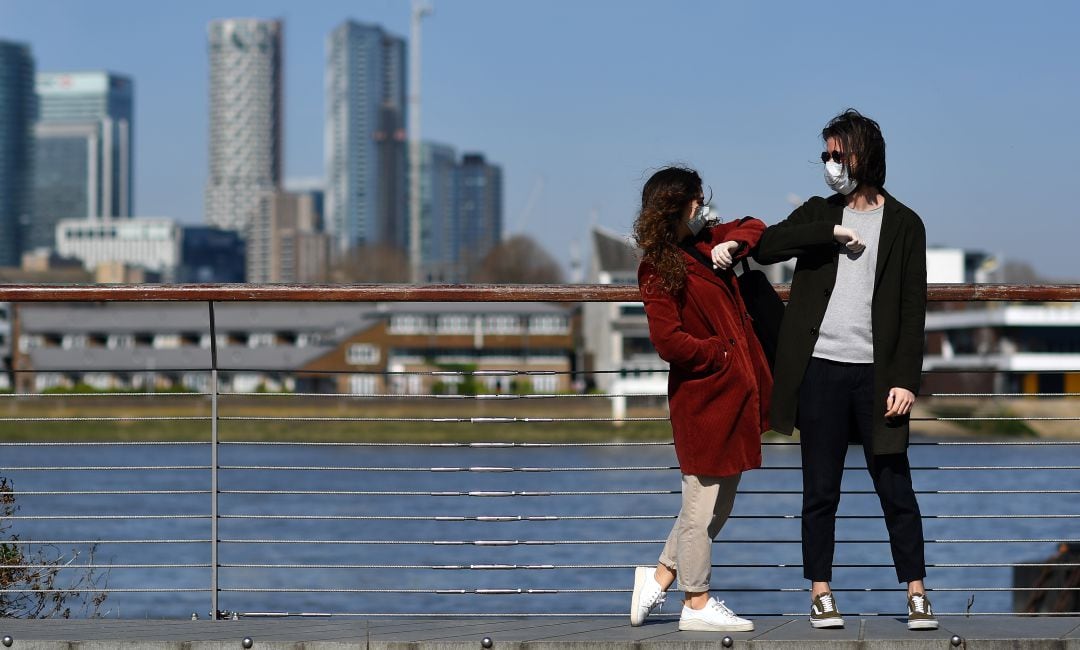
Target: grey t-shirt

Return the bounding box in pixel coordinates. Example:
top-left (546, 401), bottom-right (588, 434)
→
top-left (812, 202), bottom-right (885, 364)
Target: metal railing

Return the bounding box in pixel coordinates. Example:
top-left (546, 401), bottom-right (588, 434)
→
top-left (0, 283), bottom-right (1078, 620)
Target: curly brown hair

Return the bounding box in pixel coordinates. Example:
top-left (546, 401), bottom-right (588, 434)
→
top-left (633, 166), bottom-right (702, 296)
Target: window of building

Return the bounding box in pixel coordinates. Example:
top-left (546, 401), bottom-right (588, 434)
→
top-left (528, 315), bottom-right (567, 334)
top-left (349, 374), bottom-right (379, 395)
top-left (248, 333), bottom-right (275, 348)
top-left (62, 334), bottom-right (87, 350)
top-left (183, 373), bottom-right (209, 393)
top-left (153, 335), bottom-right (181, 349)
top-left (390, 314), bottom-right (430, 334)
top-left (483, 315), bottom-right (521, 335)
top-left (83, 373), bottom-right (113, 391)
top-left (436, 314), bottom-right (472, 334)
top-left (532, 375), bottom-right (559, 394)
top-left (19, 335), bottom-right (43, 352)
top-left (347, 343), bottom-right (380, 365)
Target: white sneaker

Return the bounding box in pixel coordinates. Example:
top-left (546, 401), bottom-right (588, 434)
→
top-left (629, 566), bottom-right (665, 626)
top-left (678, 597), bottom-right (754, 632)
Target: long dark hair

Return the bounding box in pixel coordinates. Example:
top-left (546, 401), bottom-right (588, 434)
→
top-left (632, 166), bottom-right (702, 296)
top-left (823, 108), bottom-right (886, 189)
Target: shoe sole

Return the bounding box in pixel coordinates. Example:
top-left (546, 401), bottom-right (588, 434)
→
top-left (907, 619), bottom-right (939, 630)
top-left (810, 617), bottom-right (845, 629)
top-left (678, 619), bottom-right (754, 632)
top-left (629, 567), bottom-right (649, 627)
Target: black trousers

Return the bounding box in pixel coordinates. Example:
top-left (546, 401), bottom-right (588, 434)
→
top-left (799, 357), bottom-right (927, 583)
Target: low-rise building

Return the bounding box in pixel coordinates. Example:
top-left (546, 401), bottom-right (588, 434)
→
top-left (13, 302), bottom-right (574, 395)
top-left (55, 217), bottom-right (180, 281)
top-left (299, 303), bottom-right (573, 395)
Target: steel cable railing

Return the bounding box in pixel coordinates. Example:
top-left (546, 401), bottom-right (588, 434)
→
top-left (0, 284), bottom-right (1077, 620)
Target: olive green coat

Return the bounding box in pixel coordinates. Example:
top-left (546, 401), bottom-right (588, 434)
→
top-left (754, 190), bottom-right (927, 455)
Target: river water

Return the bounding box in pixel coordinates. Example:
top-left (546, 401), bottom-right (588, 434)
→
top-left (3, 437), bottom-right (1077, 619)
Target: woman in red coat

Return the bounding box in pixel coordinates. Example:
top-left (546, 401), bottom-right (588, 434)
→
top-left (628, 167), bottom-right (772, 632)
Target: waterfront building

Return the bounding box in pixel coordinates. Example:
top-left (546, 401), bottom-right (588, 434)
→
top-left (14, 302), bottom-right (574, 395)
top-left (204, 19), bottom-right (283, 232)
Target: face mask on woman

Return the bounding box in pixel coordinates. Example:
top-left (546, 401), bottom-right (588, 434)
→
top-left (686, 205), bottom-right (712, 236)
top-left (824, 160), bottom-right (858, 195)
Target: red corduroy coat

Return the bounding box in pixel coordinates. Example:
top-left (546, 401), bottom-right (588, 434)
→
top-left (638, 219), bottom-right (773, 477)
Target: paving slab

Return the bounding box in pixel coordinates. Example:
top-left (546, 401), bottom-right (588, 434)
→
top-left (0, 616), bottom-right (1078, 649)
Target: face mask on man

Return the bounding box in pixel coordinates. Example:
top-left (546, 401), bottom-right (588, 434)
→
top-left (824, 160), bottom-right (858, 196)
top-left (686, 204), bottom-right (713, 236)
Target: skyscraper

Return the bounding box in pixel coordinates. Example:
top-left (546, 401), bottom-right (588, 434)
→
top-left (325, 21), bottom-right (407, 257)
top-left (0, 40), bottom-right (35, 266)
top-left (33, 71), bottom-right (135, 250)
top-left (204, 19), bottom-right (283, 233)
top-left (456, 153), bottom-right (502, 280)
top-left (419, 141), bottom-right (457, 282)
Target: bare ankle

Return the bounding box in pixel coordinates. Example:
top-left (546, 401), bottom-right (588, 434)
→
top-left (654, 563), bottom-right (676, 590)
top-left (684, 591), bottom-right (709, 609)
top-left (811, 582), bottom-right (832, 598)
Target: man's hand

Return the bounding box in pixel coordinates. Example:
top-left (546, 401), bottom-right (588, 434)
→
top-left (711, 241), bottom-right (741, 270)
top-left (833, 225), bottom-right (865, 254)
top-left (885, 387), bottom-right (915, 418)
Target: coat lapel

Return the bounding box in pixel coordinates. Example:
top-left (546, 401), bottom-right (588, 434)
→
top-left (874, 189), bottom-right (901, 289)
top-left (680, 244), bottom-right (732, 291)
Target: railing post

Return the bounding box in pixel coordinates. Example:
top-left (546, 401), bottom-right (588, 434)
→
top-left (208, 301), bottom-right (220, 619)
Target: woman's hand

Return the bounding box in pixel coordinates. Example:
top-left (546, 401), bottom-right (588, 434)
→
top-left (885, 387), bottom-right (915, 418)
top-left (833, 225), bottom-right (865, 254)
top-left (710, 241), bottom-right (741, 270)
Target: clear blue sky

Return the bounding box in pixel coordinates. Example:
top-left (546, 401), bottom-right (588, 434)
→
top-left (3, 0), bottom-right (1078, 279)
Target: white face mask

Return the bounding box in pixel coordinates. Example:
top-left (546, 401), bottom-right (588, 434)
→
top-left (686, 205), bottom-right (714, 236)
top-left (824, 160), bottom-right (858, 196)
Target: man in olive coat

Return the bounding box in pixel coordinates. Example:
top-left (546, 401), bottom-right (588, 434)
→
top-left (754, 109), bottom-right (936, 632)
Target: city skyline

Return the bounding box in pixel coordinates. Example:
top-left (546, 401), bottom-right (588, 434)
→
top-left (2, 1), bottom-right (1079, 280)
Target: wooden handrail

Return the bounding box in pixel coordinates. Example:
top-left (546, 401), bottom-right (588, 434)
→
top-left (0, 283), bottom-right (1077, 302)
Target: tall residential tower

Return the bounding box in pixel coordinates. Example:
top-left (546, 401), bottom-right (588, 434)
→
top-left (325, 21), bottom-right (407, 257)
top-left (204, 19), bottom-right (283, 233)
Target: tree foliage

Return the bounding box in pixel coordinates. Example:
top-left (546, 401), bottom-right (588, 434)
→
top-left (328, 244), bottom-right (411, 283)
top-left (0, 478), bottom-right (108, 618)
top-left (470, 235), bottom-right (565, 284)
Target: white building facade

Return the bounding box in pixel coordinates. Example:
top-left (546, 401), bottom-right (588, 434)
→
top-left (204, 19), bottom-right (282, 233)
top-left (55, 217), bottom-right (180, 279)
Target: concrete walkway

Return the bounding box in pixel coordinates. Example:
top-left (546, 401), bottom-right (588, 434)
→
top-left (0, 616), bottom-right (1077, 649)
